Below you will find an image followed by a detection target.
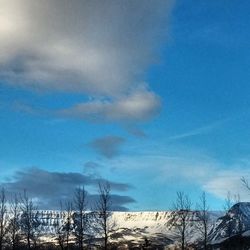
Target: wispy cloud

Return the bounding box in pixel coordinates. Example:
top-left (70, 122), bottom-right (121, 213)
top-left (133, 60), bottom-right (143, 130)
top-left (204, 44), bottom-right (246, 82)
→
top-left (203, 168), bottom-right (250, 202)
top-left (168, 119), bottom-right (228, 141)
top-left (105, 145), bottom-right (250, 203)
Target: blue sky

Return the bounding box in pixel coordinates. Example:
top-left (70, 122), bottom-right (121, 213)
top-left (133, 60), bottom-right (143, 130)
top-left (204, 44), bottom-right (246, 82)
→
top-left (1, 0), bottom-right (250, 210)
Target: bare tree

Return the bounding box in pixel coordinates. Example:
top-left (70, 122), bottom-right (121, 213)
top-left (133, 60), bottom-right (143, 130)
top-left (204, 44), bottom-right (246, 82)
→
top-left (0, 188), bottom-right (7, 250)
top-left (73, 186), bottom-right (87, 250)
top-left (64, 201), bottom-right (73, 250)
top-left (233, 193), bottom-right (241, 204)
top-left (241, 176), bottom-right (250, 229)
top-left (95, 182), bottom-right (112, 250)
top-left (231, 193), bottom-right (243, 235)
top-left (55, 201), bottom-right (66, 250)
top-left (223, 191), bottom-right (234, 239)
top-left (241, 176), bottom-right (250, 191)
top-left (57, 231), bottom-right (66, 250)
top-left (8, 193), bottom-right (21, 250)
top-left (19, 190), bottom-right (39, 250)
top-left (223, 191), bottom-right (233, 212)
top-left (173, 192), bottom-right (192, 250)
top-left (196, 192), bottom-right (210, 250)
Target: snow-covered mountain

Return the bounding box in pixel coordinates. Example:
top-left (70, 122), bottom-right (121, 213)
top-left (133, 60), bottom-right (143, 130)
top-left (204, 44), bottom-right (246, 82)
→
top-left (6, 202), bottom-right (250, 246)
top-left (21, 203), bottom-right (250, 248)
top-left (209, 202), bottom-right (250, 245)
top-left (33, 210), bottom-right (219, 247)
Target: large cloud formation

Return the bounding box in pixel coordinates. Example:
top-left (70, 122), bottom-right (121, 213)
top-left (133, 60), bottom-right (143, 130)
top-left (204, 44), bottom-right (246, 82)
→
top-left (0, 0), bottom-right (173, 122)
top-left (3, 167), bottom-right (135, 210)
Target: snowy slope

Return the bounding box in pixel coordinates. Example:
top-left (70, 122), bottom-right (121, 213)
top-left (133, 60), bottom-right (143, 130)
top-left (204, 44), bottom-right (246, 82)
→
top-left (209, 202), bottom-right (250, 245)
top-left (33, 203), bottom-right (250, 247)
top-left (32, 210), bottom-right (219, 246)
top-left (12, 204), bottom-right (250, 247)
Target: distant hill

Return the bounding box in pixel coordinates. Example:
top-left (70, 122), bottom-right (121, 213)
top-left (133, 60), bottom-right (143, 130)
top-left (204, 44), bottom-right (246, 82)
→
top-left (11, 203), bottom-right (250, 248)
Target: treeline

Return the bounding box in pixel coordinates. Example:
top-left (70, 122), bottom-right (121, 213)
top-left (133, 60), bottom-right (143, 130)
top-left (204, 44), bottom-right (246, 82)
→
top-left (0, 182), bottom-right (113, 250)
top-left (170, 191), bottom-right (243, 250)
top-left (0, 183), bottom-right (244, 250)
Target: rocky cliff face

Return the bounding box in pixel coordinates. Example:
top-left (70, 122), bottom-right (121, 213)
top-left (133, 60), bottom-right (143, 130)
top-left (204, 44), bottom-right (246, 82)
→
top-left (209, 202), bottom-right (250, 245)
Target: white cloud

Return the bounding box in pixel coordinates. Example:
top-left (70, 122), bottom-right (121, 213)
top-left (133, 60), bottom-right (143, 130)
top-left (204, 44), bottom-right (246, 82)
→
top-left (0, 0), bottom-right (173, 94)
top-left (106, 146), bottom-right (250, 202)
top-left (106, 147), bottom-right (219, 185)
top-left (58, 87), bottom-right (161, 122)
top-left (0, 0), bottom-right (173, 122)
top-left (203, 169), bottom-right (250, 201)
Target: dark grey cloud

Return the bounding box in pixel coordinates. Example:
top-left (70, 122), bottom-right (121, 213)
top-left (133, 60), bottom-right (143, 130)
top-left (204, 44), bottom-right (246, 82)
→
top-left (89, 136), bottom-right (125, 158)
top-left (2, 167), bottom-right (135, 210)
top-left (0, 0), bottom-right (174, 123)
top-left (88, 194), bottom-right (135, 211)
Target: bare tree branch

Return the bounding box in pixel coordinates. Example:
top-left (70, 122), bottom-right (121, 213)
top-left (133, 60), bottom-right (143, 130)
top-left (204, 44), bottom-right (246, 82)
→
top-left (173, 192), bottom-right (192, 250)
